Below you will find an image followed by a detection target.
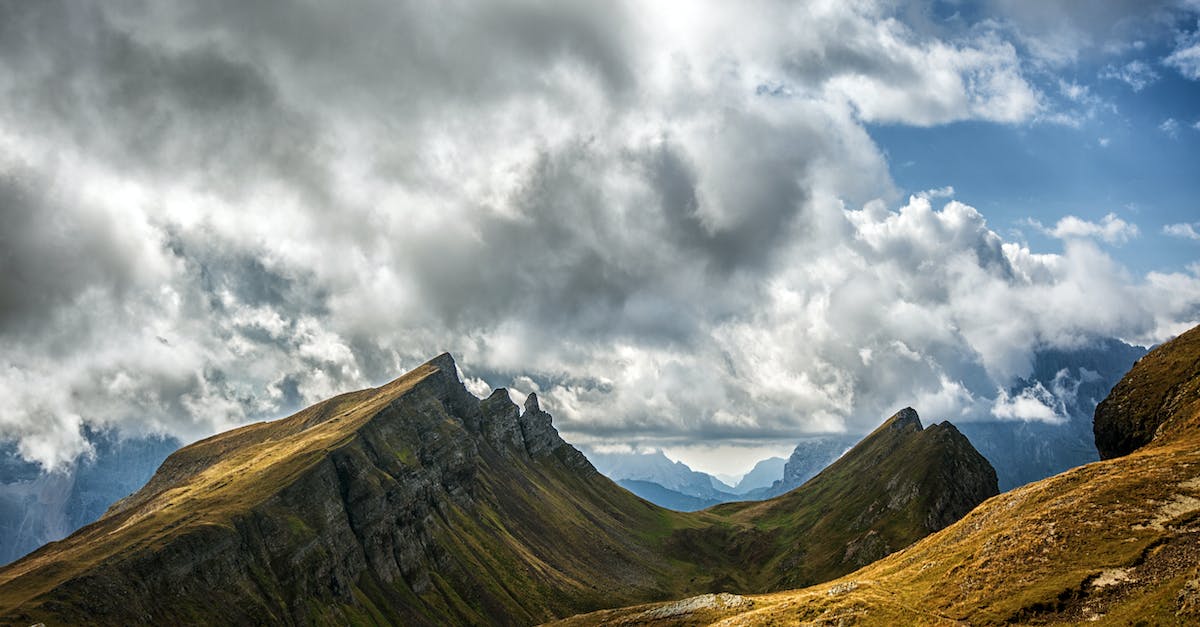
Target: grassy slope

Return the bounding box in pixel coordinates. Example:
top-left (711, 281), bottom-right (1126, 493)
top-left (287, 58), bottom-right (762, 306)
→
top-left (561, 325), bottom-right (1200, 626)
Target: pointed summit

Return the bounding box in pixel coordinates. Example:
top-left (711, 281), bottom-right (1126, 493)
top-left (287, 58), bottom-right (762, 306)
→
top-left (886, 407), bottom-right (922, 432)
top-left (425, 352), bottom-right (457, 376)
top-left (524, 391), bottom-right (541, 414)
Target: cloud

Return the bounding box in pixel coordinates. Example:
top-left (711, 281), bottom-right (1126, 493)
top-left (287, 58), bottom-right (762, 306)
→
top-left (1161, 117), bottom-right (1183, 137)
top-left (985, 0), bottom-right (1193, 66)
top-left (1165, 222), bottom-right (1200, 240)
top-left (0, 0), bottom-right (1197, 468)
top-left (918, 186), bottom-right (956, 199)
top-left (1032, 213), bottom-right (1140, 244)
top-left (1166, 25), bottom-right (1200, 79)
top-left (1100, 60), bottom-right (1161, 91)
top-left (991, 382), bottom-right (1065, 423)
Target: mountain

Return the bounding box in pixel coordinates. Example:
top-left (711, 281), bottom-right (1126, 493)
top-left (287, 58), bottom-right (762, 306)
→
top-left (615, 480), bottom-right (724, 512)
top-left (0, 355), bottom-right (997, 625)
top-left (700, 408), bottom-right (998, 591)
top-left (958, 338), bottom-right (1146, 490)
top-left (580, 448), bottom-right (736, 502)
top-left (744, 434), bottom-right (860, 500)
top-left (0, 430), bottom-right (179, 565)
top-left (568, 324), bottom-right (1200, 625)
top-left (728, 457), bottom-right (785, 494)
top-left (0, 355), bottom-right (697, 625)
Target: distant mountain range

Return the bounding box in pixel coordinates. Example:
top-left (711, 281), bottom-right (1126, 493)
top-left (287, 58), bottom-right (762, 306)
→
top-left (585, 337), bottom-right (1146, 511)
top-left (580, 447), bottom-right (738, 504)
top-left (729, 456), bottom-right (786, 494)
top-left (0, 354), bottom-right (996, 625)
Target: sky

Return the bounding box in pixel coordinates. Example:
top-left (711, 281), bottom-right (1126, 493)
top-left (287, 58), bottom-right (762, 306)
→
top-left (1, 0), bottom-right (1199, 476)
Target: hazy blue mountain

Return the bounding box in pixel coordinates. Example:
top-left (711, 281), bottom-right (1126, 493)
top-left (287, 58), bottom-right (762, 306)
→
top-left (709, 475), bottom-right (738, 492)
top-left (0, 429), bottom-right (180, 565)
top-left (730, 456), bottom-right (786, 494)
top-left (958, 338), bottom-right (1147, 491)
top-left (711, 471), bottom-right (742, 487)
top-left (615, 479), bottom-right (724, 512)
top-left (580, 448), bottom-right (736, 502)
top-left (746, 434), bottom-right (862, 500)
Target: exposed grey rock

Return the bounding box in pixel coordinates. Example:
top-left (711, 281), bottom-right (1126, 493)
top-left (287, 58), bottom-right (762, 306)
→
top-left (637, 592), bottom-right (752, 620)
top-left (480, 388), bottom-right (524, 452)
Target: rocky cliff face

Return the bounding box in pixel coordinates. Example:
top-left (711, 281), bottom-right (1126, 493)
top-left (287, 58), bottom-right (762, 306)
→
top-left (746, 434), bottom-right (860, 499)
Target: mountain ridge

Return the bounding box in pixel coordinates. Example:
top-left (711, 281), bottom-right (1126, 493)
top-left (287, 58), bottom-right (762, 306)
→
top-left (0, 353), bottom-right (998, 625)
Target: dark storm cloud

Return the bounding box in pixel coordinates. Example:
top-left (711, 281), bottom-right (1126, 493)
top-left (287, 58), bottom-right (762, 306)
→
top-left (641, 122), bottom-right (813, 274)
top-left (0, 168), bottom-right (157, 334)
top-left (402, 141), bottom-right (714, 343)
top-left (0, 0), bottom-right (330, 204)
top-left (122, 0), bottom-right (638, 121)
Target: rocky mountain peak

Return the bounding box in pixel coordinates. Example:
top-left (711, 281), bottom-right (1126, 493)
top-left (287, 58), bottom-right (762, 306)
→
top-left (886, 407), bottom-right (922, 432)
top-left (0, 354), bottom-right (1001, 625)
top-left (524, 391), bottom-right (541, 413)
top-left (518, 392), bottom-right (569, 459)
top-left (426, 351), bottom-right (457, 375)
top-left (480, 388), bottom-right (524, 451)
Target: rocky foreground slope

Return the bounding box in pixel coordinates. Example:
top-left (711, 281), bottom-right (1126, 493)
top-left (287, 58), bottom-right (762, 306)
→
top-left (558, 324), bottom-right (1200, 626)
top-left (0, 354), bottom-right (996, 626)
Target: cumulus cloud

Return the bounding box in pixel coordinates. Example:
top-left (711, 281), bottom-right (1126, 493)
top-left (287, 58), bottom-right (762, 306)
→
top-left (1032, 213), bottom-right (1139, 244)
top-left (0, 0), bottom-right (1197, 468)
